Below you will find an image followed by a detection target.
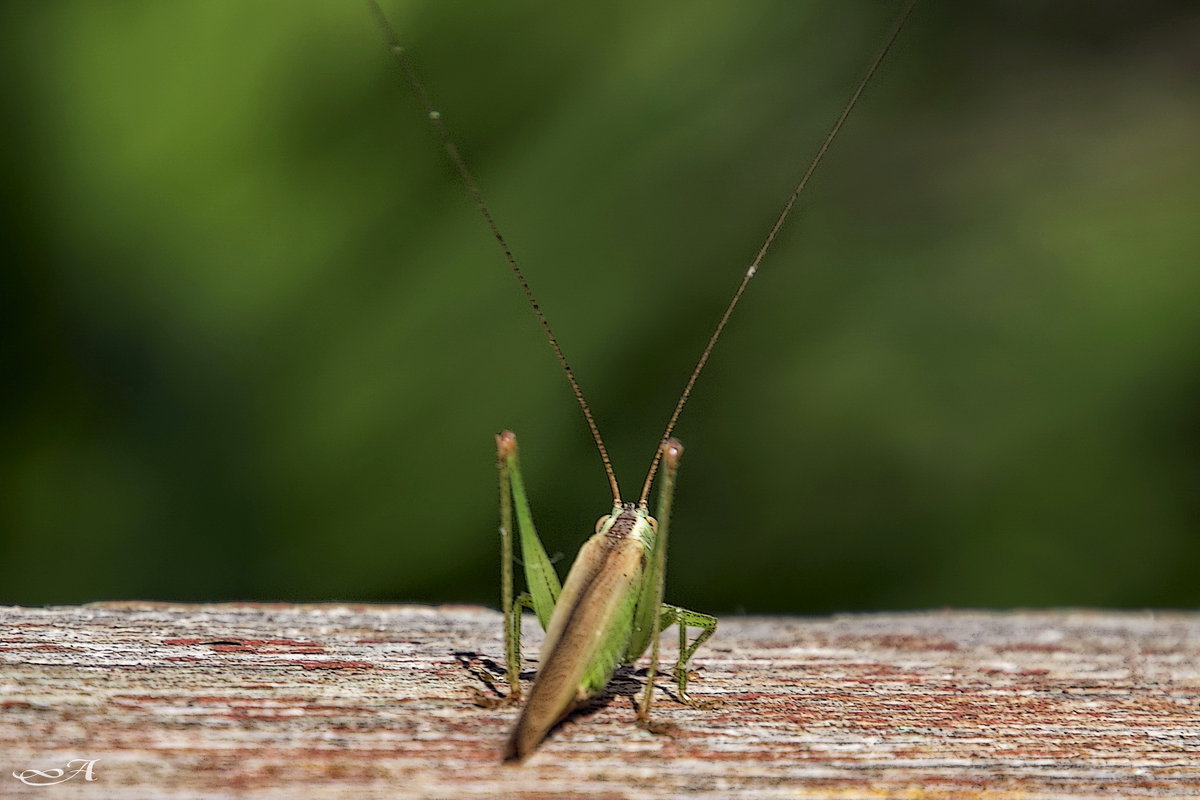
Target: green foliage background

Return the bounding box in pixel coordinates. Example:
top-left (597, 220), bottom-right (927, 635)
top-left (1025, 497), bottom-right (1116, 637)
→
top-left (2, 1), bottom-right (1197, 613)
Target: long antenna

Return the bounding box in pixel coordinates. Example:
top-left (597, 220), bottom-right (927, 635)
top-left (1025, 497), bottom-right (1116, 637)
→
top-left (368, 1), bottom-right (622, 505)
top-left (637, 0), bottom-right (919, 506)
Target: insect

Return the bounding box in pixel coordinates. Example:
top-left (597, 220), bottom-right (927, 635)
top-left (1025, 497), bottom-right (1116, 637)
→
top-left (369, 0), bottom-right (918, 761)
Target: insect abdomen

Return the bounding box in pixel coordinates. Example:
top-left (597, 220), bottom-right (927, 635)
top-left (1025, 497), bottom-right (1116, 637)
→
top-left (504, 515), bottom-right (648, 761)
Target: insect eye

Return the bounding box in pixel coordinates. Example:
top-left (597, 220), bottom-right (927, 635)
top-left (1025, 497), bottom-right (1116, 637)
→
top-left (594, 515), bottom-right (611, 534)
top-left (646, 515), bottom-right (658, 530)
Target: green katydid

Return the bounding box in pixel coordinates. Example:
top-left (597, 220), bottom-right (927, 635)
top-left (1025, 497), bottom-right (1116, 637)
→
top-left (369, 0), bottom-right (918, 761)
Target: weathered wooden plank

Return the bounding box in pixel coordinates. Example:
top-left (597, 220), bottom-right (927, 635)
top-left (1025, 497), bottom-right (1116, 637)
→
top-left (1, 603), bottom-right (1198, 798)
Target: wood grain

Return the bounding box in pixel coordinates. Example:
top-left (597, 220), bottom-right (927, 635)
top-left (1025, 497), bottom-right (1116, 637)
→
top-left (2, 603), bottom-right (1198, 798)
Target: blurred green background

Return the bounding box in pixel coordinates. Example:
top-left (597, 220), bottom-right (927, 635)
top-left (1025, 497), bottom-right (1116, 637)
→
top-left (2, 1), bottom-right (1197, 614)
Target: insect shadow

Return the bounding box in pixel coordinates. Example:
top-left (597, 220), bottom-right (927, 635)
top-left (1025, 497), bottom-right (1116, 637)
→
top-left (458, 651), bottom-right (684, 739)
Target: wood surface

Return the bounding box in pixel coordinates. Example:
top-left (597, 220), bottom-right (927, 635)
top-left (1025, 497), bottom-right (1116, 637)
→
top-left (2, 602), bottom-right (1198, 798)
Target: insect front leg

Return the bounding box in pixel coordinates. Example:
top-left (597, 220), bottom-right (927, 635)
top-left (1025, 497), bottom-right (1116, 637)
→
top-left (659, 603), bottom-right (719, 707)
